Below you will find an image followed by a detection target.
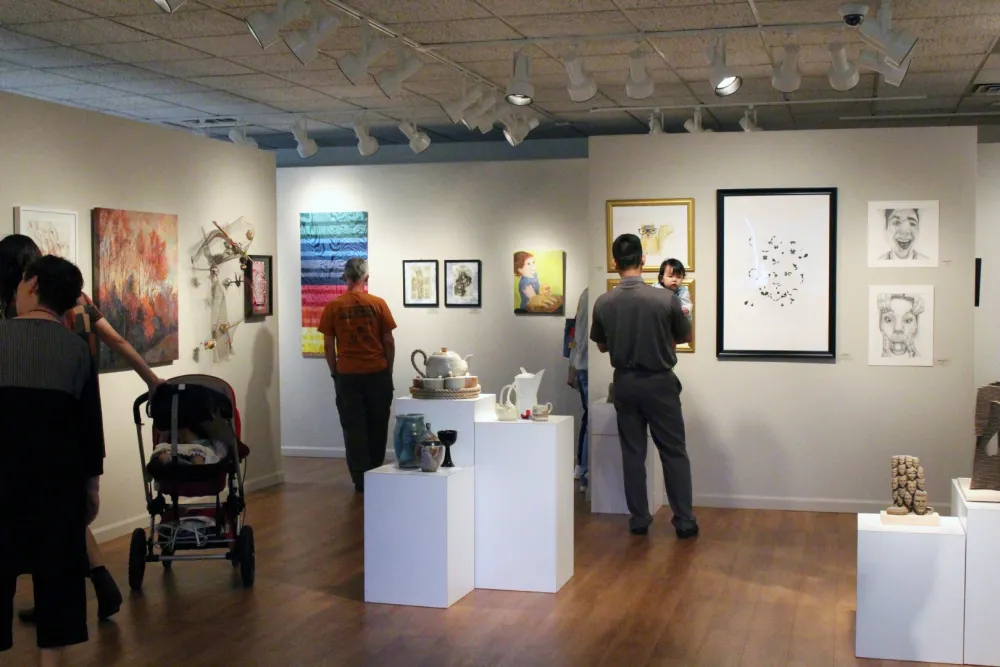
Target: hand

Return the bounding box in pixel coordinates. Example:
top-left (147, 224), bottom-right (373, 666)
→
top-left (148, 377), bottom-right (167, 402)
top-left (682, 306), bottom-right (690, 316)
top-left (567, 367), bottom-right (578, 389)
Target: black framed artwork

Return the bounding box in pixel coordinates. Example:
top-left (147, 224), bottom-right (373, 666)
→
top-left (716, 188), bottom-right (837, 360)
top-left (244, 254), bottom-right (273, 318)
top-left (402, 260), bottom-right (439, 308)
top-left (444, 259), bottom-right (482, 308)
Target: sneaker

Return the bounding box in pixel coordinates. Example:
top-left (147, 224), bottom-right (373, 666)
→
top-left (573, 465), bottom-right (583, 480)
top-left (91, 566), bottom-right (123, 620)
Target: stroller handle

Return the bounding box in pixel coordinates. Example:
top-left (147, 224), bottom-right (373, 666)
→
top-left (133, 394), bottom-right (150, 425)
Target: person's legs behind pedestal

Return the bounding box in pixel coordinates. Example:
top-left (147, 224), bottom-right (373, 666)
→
top-left (577, 369), bottom-right (589, 490)
top-left (335, 373), bottom-right (370, 491)
top-left (613, 370), bottom-right (652, 533)
top-left (363, 369), bottom-right (394, 475)
top-left (641, 371), bottom-right (697, 537)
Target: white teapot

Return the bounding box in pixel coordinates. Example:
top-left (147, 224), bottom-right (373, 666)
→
top-left (412, 347), bottom-right (473, 379)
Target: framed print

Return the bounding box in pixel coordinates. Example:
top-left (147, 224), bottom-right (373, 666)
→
top-left (244, 254), bottom-right (273, 318)
top-left (606, 277), bottom-right (695, 353)
top-left (513, 250), bottom-right (565, 315)
top-left (868, 200), bottom-right (939, 267)
top-left (444, 259), bottom-right (481, 308)
top-left (402, 260), bottom-right (439, 308)
top-left (868, 285), bottom-right (934, 367)
top-left (14, 206), bottom-right (77, 263)
top-left (716, 188), bottom-right (837, 360)
top-left (606, 198), bottom-right (694, 272)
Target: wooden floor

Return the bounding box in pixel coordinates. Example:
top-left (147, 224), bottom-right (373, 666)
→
top-left (9, 458), bottom-right (948, 667)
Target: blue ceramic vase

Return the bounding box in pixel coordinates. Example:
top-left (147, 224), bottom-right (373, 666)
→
top-left (393, 414), bottom-right (425, 469)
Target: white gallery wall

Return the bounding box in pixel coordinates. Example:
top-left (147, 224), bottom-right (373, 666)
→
top-left (277, 161), bottom-right (588, 458)
top-left (976, 144), bottom-right (1000, 388)
top-left (589, 127), bottom-right (977, 513)
top-left (0, 92), bottom-right (283, 541)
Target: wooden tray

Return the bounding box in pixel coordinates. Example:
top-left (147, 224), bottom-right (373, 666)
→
top-left (409, 386), bottom-right (482, 400)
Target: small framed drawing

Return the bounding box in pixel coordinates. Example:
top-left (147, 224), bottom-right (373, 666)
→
top-left (606, 277), bottom-right (695, 353)
top-left (445, 259), bottom-right (481, 308)
top-left (243, 254), bottom-right (273, 318)
top-left (14, 206), bottom-right (78, 263)
top-left (868, 200), bottom-right (939, 267)
top-left (868, 285), bottom-right (934, 367)
top-left (403, 260), bottom-right (439, 308)
top-left (606, 198), bottom-right (694, 272)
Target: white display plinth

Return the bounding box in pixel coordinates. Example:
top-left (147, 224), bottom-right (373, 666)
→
top-left (473, 417), bottom-right (574, 593)
top-left (364, 464), bottom-right (474, 609)
top-left (952, 477), bottom-right (1000, 666)
top-left (855, 513), bottom-right (965, 665)
top-left (393, 394), bottom-right (494, 468)
top-left (589, 401), bottom-right (665, 515)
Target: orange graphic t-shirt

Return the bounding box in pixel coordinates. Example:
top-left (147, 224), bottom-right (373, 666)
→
top-left (317, 291), bottom-right (397, 375)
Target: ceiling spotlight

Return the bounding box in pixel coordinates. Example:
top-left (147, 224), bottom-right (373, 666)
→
top-left (563, 54), bottom-right (597, 103)
top-left (245, 0), bottom-right (309, 50)
top-left (771, 45), bottom-right (801, 93)
top-left (442, 87), bottom-right (482, 124)
top-left (462, 92), bottom-right (497, 130)
top-left (399, 122), bottom-right (431, 154)
top-left (625, 49), bottom-right (654, 100)
top-left (859, 48), bottom-right (908, 87)
top-left (228, 126), bottom-right (258, 148)
top-left (683, 107), bottom-right (714, 134)
top-left (501, 112), bottom-right (539, 147)
top-left (857, 0), bottom-right (916, 66)
top-left (505, 53), bottom-right (534, 106)
top-left (353, 122), bottom-right (380, 156)
top-left (338, 23), bottom-right (390, 86)
top-left (828, 43), bottom-right (860, 91)
top-left (739, 107), bottom-right (762, 132)
top-left (707, 38), bottom-right (741, 97)
top-left (152, 0), bottom-right (188, 11)
top-left (291, 119), bottom-right (318, 159)
top-left (648, 111), bottom-right (663, 135)
top-left (283, 5), bottom-right (341, 66)
top-left (375, 45), bottom-right (424, 98)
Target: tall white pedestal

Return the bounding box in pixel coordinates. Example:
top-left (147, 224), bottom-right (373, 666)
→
top-left (473, 417), bottom-right (574, 593)
top-left (393, 395), bottom-right (495, 468)
top-left (364, 465), bottom-right (475, 608)
top-left (952, 477), bottom-right (1000, 666)
top-left (589, 401), bottom-right (665, 515)
top-left (855, 513), bottom-right (965, 665)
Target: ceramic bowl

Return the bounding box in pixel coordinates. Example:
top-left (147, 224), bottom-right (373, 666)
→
top-left (464, 375), bottom-right (479, 389)
top-left (423, 377), bottom-right (445, 390)
top-left (443, 376), bottom-right (466, 390)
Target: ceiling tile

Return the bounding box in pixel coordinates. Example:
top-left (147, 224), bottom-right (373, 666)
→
top-left (874, 96), bottom-right (961, 112)
top-left (78, 40), bottom-right (209, 63)
top-left (0, 46), bottom-right (111, 68)
top-left (228, 52), bottom-right (340, 73)
top-left (624, 4), bottom-right (756, 31)
top-left (675, 64), bottom-right (773, 83)
top-left (350, 93), bottom-right (432, 108)
top-left (138, 57), bottom-right (255, 77)
top-left (650, 33), bottom-right (771, 68)
top-left (907, 55), bottom-right (984, 72)
top-left (389, 18), bottom-right (523, 43)
top-left (878, 71), bottom-right (973, 97)
top-left (476, 0), bottom-right (618, 16)
top-left (55, 0), bottom-right (181, 16)
top-left (237, 86), bottom-right (343, 104)
top-left (0, 27), bottom-right (55, 50)
top-left (11, 18), bottom-right (154, 46)
top-left (539, 39), bottom-right (639, 59)
top-left (465, 57), bottom-right (562, 80)
top-left (431, 43), bottom-right (548, 63)
top-left (270, 95), bottom-right (360, 113)
top-left (84, 94), bottom-right (176, 111)
top-left (894, 0), bottom-right (1000, 19)
top-left (117, 9), bottom-right (249, 39)
top-left (14, 82), bottom-right (128, 100)
top-left (126, 105), bottom-right (209, 120)
top-left (786, 73), bottom-right (878, 96)
top-left (0, 0), bottom-right (92, 23)
top-left (504, 11), bottom-right (634, 37)
top-left (273, 68), bottom-right (352, 87)
top-left (898, 16), bottom-right (1000, 43)
top-left (149, 90), bottom-right (278, 115)
top-left (752, 1), bottom-right (844, 24)
top-left (175, 34), bottom-right (289, 57)
top-left (313, 83), bottom-right (386, 99)
top-left (46, 63), bottom-right (168, 83)
top-left (189, 72), bottom-right (294, 91)
top-left (346, 0), bottom-right (489, 23)
top-left (914, 36), bottom-right (996, 58)
top-left (106, 78), bottom-right (212, 95)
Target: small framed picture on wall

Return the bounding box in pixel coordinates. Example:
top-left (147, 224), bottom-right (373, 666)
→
top-left (244, 254), bottom-right (273, 318)
top-left (403, 260), bottom-right (439, 307)
top-left (445, 259), bottom-right (482, 308)
top-left (14, 206), bottom-right (78, 264)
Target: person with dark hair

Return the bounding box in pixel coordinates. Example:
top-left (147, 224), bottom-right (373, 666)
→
top-left (0, 256), bottom-right (103, 667)
top-left (656, 258), bottom-right (692, 321)
top-left (0, 234), bottom-right (43, 319)
top-left (590, 233), bottom-right (698, 539)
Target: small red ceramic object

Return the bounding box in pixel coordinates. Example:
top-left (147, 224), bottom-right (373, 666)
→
top-left (521, 410), bottom-right (531, 420)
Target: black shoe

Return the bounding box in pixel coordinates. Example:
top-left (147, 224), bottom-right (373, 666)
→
top-left (17, 607), bottom-right (35, 624)
top-left (629, 525), bottom-right (649, 535)
top-left (91, 566), bottom-right (122, 620)
top-left (676, 525), bottom-right (699, 540)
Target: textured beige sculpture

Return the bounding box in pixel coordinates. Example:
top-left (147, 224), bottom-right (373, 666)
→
top-left (971, 382), bottom-right (1000, 491)
top-left (886, 455), bottom-right (933, 516)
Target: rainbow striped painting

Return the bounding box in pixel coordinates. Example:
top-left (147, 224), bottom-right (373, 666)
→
top-left (300, 211), bottom-right (369, 357)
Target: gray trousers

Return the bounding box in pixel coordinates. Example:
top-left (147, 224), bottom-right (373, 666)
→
top-left (613, 368), bottom-right (696, 531)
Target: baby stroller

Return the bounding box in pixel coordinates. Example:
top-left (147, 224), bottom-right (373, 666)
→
top-left (129, 375), bottom-right (254, 589)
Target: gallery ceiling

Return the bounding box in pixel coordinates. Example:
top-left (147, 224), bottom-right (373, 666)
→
top-left (0, 0), bottom-right (998, 150)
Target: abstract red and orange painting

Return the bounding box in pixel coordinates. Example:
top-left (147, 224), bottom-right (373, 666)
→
top-left (92, 208), bottom-right (179, 371)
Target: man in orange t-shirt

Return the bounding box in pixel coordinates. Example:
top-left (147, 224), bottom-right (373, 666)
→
top-left (318, 258), bottom-right (397, 493)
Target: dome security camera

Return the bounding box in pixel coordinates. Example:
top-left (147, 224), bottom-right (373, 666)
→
top-left (839, 3), bottom-right (869, 26)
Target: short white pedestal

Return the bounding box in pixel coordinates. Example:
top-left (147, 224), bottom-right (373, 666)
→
top-left (855, 513), bottom-right (965, 665)
top-left (953, 477), bottom-right (1000, 666)
top-left (364, 465), bottom-right (474, 608)
top-left (589, 401), bottom-right (665, 515)
top-left (393, 395), bottom-right (495, 468)
top-left (473, 417), bottom-right (574, 593)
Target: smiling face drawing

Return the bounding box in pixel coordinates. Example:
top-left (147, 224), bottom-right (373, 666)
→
top-left (884, 208), bottom-right (920, 259)
top-left (878, 294), bottom-right (924, 357)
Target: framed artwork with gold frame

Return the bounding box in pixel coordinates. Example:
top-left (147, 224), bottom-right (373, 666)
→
top-left (605, 277), bottom-right (695, 353)
top-left (606, 198), bottom-right (695, 273)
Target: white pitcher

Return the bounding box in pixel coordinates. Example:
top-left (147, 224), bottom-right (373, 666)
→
top-left (511, 367), bottom-right (544, 419)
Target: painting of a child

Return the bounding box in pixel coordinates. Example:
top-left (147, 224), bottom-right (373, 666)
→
top-left (513, 250), bottom-right (565, 315)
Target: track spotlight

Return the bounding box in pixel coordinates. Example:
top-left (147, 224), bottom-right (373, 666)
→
top-left (462, 92), bottom-right (497, 131)
top-left (857, 0), bottom-right (917, 66)
top-left (859, 48), bottom-right (908, 87)
top-left (648, 111), bottom-right (663, 135)
top-left (500, 112), bottom-right (539, 147)
top-left (739, 108), bottom-right (762, 132)
top-left (283, 5), bottom-right (341, 66)
top-left (505, 53), bottom-right (534, 106)
top-left (353, 122), bottom-right (380, 156)
top-left (828, 43), bottom-right (860, 91)
top-left (153, 0), bottom-right (188, 11)
top-left (625, 49), bottom-right (654, 100)
top-left (442, 87), bottom-right (482, 124)
top-left (683, 108), bottom-right (714, 134)
top-left (245, 0), bottom-right (309, 49)
top-left (338, 23), bottom-right (390, 86)
top-left (563, 54), bottom-right (597, 103)
top-left (291, 119), bottom-right (318, 159)
top-left (375, 45), bottom-right (424, 98)
top-left (707, 38), bottom-right (741, 97)
top-left (228, 126), bottom-right (258, 148)
top-left (771, 45), bottom-right (801, 93)
top-left (399, 122), bottom-right (431, 154)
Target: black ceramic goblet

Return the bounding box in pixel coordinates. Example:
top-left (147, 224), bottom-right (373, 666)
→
top-left (438, 430), bottom-right (457, 468)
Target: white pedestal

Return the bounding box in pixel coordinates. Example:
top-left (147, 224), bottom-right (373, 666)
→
top-left (953, 477), bottom-right (1000, 666)
top-left (393, 394), bottom-right (495, 468)
top-left (364, 465), bottom-right (474, 608)
top-left (855, 513), bottom-right (965, 665)
top-left (589, 401), bottom-right (666, 515)
top-left (473, 417), bottom-right (574, 593)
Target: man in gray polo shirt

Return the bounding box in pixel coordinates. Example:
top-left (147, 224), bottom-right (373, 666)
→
top-left (590, 233), bottom-right (698, 538)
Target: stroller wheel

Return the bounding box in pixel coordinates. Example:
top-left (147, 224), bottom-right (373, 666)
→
top-left (128, 528), bottom-right (147, 591)
top-left (238, 526), bottom-right (255, 587)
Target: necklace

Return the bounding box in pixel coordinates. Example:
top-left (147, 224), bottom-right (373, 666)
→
top-left (23, 308), bottom-right (60, 321)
